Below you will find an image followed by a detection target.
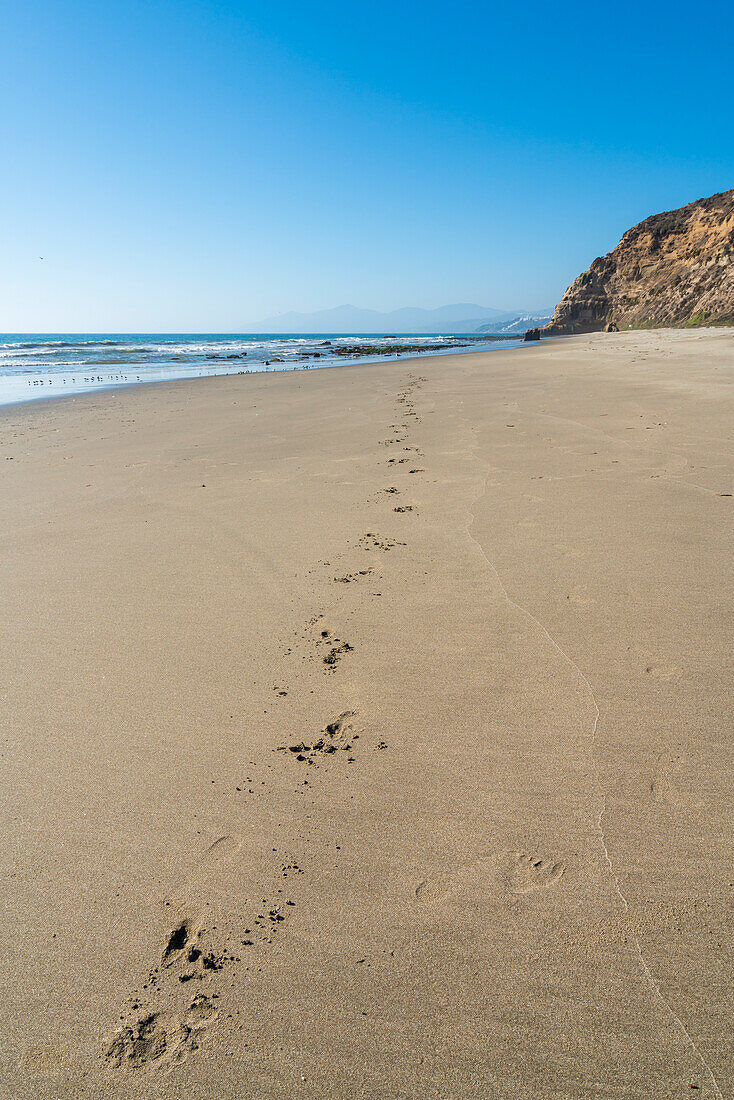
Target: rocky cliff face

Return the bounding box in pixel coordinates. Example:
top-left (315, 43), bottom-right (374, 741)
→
top-left (544, 188), bottom-right (734, 334)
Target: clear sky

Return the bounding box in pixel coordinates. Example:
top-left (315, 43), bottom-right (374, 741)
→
top-left (1, 0), bottom-right (732, 331)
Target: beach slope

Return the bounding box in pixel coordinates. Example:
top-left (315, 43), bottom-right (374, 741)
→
top-left (0, 329), bottom-right (731, 1098)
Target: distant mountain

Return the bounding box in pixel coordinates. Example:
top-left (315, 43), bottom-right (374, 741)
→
top-left (476, 312), bottom-right (553, 335)
top-left (544, 188), bottom-right (734, 335)
top-left (244, 303), bottom-right (519, 334)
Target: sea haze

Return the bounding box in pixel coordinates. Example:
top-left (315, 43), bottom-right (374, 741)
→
top-left (242, 303), bottom-right (519, 334)
top-left (0, 333), bottom-right (521, 407)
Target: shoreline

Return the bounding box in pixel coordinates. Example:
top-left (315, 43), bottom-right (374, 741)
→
top-left (1, 328), bottom-right (731, 1098)
top-left (0, 333), bottom-right (524, 412)
top-left (0, 336), bottom-right (540, 418)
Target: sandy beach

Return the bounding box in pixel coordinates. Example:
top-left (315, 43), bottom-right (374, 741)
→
top-left (1, 328), bottom-right (731, 1099)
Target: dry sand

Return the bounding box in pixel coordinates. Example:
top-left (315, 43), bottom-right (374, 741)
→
top-left (0, 328), bottom-right (731, 1099)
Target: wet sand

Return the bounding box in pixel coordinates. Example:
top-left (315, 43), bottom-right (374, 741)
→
top-left (0, 329), bottom-right (731, 1098)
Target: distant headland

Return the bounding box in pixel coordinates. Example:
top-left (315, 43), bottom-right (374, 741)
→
top-left (242, 302), bottom-right (551, 335)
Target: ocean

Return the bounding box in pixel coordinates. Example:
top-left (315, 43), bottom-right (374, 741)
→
top-left (0, 332), bottom-right (521, 407)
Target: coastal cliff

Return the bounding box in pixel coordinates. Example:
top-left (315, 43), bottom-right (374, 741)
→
top-left (544, 188), bottom-right (734, 334)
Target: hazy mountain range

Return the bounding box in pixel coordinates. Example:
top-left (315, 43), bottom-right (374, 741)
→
top-left (243, 303), bottom-right (541, 334)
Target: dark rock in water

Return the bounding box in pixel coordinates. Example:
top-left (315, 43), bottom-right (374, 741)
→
top-left (524, 328), bottom-right (542, 341)
top-left (320, 340), bottom-right (332, 346)
top-left (605, 321), bottom-right (619, 332)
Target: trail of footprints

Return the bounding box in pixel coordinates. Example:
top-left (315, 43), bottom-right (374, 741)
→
top-left (118, 374), bottom-right (720, 1086)
top-left (103, 847), bottom-right (305, 1075)
top-left (102, 376), bottom-right (428, 1076)
top-left (103, 373), bottom-right (569, 1076)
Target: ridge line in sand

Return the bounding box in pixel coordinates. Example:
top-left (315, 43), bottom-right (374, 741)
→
top-left (464, 428), bottom-right (724, 1100)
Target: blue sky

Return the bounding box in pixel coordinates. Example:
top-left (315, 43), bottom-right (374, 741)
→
top-left (1, 0), bottom-right (732, 331)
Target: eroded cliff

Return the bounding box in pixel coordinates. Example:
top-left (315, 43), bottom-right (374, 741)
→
top-left (544, 188), bottom-right (734, 334)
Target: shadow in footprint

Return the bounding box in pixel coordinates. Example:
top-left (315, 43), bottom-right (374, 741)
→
top-left (161, 917), bottom-right (201, 969)
top-left (200, 835), bottom-right (242, 866)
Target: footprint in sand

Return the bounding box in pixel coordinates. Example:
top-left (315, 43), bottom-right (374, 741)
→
top-left (415, 852), bottom-right (500, 906)
top-left (277, 711), bottom-right (358, 764)
top-left (175, 834), bottom-right (244, 900)
top-left (629, 647), bottom-right (682, 682)
top-left (507, 851), bottom-right (566, 894)
top-left (643, 661), bottom-right (682, 682)
top-left (358, 532), bottom-right (405, 551)
top-left (104, 994), bottom-right (218, 1074)
top-left (334, 569), bottom-right (373, 584)
top-left (650, 752), bottom-right (704, 812)
top-left (416, 849), bottom-right (566, 906)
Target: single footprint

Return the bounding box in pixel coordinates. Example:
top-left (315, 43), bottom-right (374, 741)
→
top-left (629, 647), bottom-right (682, 682)
top-left (170, 835), bottom-right (245, 923)
top-left (643, 661), bottom-right (682, 682)
top-left (415, 851), bottom-right (500, 906)
top-left (566, 584), bottom-right (594, 607)
top-left (508, 851), bottom-right (566, 894)
top-left (334, 569), bottom-right (373, 584)
top-left (651, 752), bottom-right (704, 811)
top-left (322, 641), bottom-right (353, 668)
top-left (104, 995), bottom-right (218, 1074)
top-left (277, 711), bottom-right (358, 762)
